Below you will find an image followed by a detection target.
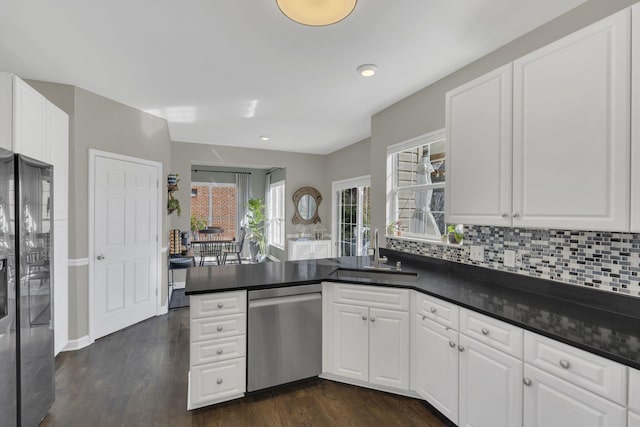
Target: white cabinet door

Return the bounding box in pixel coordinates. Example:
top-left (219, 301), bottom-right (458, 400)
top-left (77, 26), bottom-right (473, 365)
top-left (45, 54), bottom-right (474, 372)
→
top-left (523, 364), bottom-right (626, 427)
top-left (0, 73), bottom-right (12, 151)
top-left (459, 334), bottom-right (523, 427)
top-left (312, 240), bottom-right (331, 259)
top-left (288, 240), bottom-right (312, 260)
top-left (413, 315), bottom-right (459, 424)
top-left (47, 102), bottom-right (69, 220)
top-left (13, 76), bottom-right (47, 160)
top-left (445, 64), bottom-right (513, 226)
top-left (330, 303), bottom-right (369, 382)
top-left (631, 3), bottom-right (640, 232)
top-left (368, 308), bottom-right (409, 390)
top-left (513, 9), bottom-right (630, 231)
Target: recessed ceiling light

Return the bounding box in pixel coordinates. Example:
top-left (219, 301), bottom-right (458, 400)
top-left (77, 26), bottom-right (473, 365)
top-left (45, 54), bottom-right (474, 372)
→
top-left (357, 64), bottom-right (378, 77)
top-left (259, 135), bottom-right (270, 141)
top-left (276, 0), bottom-right (357, 27)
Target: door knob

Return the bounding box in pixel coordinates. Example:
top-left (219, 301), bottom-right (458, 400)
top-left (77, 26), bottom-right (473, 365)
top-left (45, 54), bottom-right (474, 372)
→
top-left (96, 254), bottom-right (105, 260)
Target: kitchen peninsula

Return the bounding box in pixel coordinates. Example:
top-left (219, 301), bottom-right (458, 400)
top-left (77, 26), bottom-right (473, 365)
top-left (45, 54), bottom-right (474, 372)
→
top-left (185, 249), bottom-right (640, 427)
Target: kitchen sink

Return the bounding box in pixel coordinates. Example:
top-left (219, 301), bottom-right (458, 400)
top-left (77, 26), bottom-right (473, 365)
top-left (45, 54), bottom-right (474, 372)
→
top-left (335, 267), bottom-right (418, 283)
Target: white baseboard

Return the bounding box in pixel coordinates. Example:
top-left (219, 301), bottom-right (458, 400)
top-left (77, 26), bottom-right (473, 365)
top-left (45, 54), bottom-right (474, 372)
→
top-left (62, 335), bottom-right (94, 352)
top-left (55, 341), bottom-right (67, 356)
top-left (159, 303), bottom-right (169, 315)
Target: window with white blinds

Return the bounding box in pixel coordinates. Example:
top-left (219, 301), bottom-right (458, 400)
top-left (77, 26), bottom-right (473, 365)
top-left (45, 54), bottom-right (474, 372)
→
top-left (267, 180), bottom-right (285, 249)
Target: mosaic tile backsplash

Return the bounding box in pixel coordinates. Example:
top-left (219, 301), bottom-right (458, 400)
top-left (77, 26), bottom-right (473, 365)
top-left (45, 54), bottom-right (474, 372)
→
top-left (386, 226), bottom-right (640, 297)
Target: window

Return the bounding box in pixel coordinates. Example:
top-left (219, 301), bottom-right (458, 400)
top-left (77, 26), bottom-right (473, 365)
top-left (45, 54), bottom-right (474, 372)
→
top-left (333, 176), bottom-right (371, 257)
top-left (387, 129), bottom-right (446, 241)
top-left (190, 183), bottom-right (237, 241)
top-left (267, 180), bottom-right (285, 249)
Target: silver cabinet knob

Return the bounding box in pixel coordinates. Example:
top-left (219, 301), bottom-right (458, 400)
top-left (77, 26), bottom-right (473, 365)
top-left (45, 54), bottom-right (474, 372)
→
top-left (523, 378), bottom-right (532, 387)
top-left (217, 326), bottom-right (223, 332)
top-left (430, 307), bottom-right (437, 313)
top-left (481, 328), bottom-right (490, 335)
top-left (96, 254), bottom-right (105, 260)
top-left (458, 345), bottom-right (464, 352)
top-left (362, 314), bottom-right (368, 321)
top-left (445, 327), bottom-right (450, 331)
top-left (512, 212), bottom-right (520, 218)
top-left (217, 303), bottom-right (224, 309)
top-left (501, 212), bottom-right (509, 218)
top-left (216, 379), bottom-right (223, 385)
top-left (370, 317), bottom-right (376, 323)
top-left (559, 360), bottom-right (570, 369)
top-left (422, 316), bottom-right (427, 321)
top-left (449, 341), bottom-right (456, 348)
top-left (217, 349), bottom-right (223, 355)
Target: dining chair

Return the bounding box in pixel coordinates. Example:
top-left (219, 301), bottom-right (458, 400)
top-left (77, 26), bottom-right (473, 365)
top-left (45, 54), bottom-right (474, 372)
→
top-left (222, 227), bottom-right (246, 265)
top-left (198, 228), bottom-right (224, 266)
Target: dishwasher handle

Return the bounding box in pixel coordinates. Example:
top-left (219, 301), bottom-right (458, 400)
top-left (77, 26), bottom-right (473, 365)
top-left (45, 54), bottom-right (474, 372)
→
top-left (249, 292), bottom-right (321, 309)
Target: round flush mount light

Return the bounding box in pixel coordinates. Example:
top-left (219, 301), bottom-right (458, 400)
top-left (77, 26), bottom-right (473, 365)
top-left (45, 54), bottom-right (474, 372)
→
top-left (357, 64), bottom-right (378, 77)
top-left (259, 135), bottom-right (270, 141)
top-left (276, 0), bottom-right (357, 27)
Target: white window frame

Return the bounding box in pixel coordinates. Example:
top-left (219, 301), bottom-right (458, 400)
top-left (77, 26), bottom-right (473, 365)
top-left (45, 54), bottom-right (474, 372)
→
top-left (332, 175), bottom-right (371, 257)
top-left (386, 129), bottom-right (446, 242)
top-left (267, 180), bottom-right (285, 250)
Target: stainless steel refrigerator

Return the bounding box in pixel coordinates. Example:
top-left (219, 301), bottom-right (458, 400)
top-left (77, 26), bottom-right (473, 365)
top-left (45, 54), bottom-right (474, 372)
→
top-left (0, 148), bottom-right (54, 427)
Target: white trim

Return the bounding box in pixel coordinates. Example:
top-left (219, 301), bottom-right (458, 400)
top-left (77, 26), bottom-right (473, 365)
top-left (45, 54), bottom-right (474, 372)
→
top-left (319, 373), bottom-right (420, 400)
top-left (68, 257), bottom-right (89, 267)
top-left (386, 128), bottom-right (446, 155)
top-left (331, 175), bottom-right (371, 257)
top-left (62, 335), bottom-right (94, 352)
top-left (88, 149), bottom-right (163, 342)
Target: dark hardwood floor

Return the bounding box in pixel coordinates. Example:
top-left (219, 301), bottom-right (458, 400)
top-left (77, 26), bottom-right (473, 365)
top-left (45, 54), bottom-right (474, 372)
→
top-left (41, 308), bottom-right (448, 427)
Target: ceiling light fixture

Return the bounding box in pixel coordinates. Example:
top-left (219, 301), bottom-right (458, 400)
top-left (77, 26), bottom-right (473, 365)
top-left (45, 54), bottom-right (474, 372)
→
top-left (357, 64), bottom-right (378, 77)
top-left (276, 0), bottom-right (357, 27)
top-left (259, 135), bottom-right (270, 141)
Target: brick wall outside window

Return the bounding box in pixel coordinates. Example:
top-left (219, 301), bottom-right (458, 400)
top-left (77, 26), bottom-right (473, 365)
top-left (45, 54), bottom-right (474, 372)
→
top-left (191, 185), bottom-right (237, 241)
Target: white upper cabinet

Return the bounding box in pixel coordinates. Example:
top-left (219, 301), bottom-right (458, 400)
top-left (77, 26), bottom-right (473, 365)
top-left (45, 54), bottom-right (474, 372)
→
top-left (631, 4), bottom-right (640, 232)
top-left (13, 76), bottom-right (48, 160)
top-left (445, 64), bottom-right (513, 227)
top-left (47, 102), bottom-right (69, 220)
top-left (513, 9), bottom-right (630, 231)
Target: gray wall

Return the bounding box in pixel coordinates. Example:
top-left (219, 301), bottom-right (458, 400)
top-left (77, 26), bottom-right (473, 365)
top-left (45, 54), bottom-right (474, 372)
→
top-left (27, 82), bottom-right (172, 340)
top-left (369, 0), bottom-right (639, 241)
top-left (171, 142), bottom-right (327, 260)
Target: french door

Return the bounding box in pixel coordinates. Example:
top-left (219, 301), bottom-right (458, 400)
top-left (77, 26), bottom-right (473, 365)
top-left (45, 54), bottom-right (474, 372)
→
top-left (332, 176), bottom-right (371, 257)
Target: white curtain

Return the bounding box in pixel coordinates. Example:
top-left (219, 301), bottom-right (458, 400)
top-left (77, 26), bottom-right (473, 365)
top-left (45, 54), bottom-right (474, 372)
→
top-left (235, 173), bottom-right (251, 239)
top-left (264, 172), bottom-right (271, 245)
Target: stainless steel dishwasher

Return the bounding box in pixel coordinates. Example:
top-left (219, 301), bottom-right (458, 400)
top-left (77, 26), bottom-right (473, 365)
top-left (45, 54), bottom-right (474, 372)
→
top-left (247, 284), bottom-right (322, 392)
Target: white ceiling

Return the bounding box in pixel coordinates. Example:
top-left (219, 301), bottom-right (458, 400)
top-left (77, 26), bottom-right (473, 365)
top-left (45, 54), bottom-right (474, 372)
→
top-left (0, 0), bottom-right (588, 154)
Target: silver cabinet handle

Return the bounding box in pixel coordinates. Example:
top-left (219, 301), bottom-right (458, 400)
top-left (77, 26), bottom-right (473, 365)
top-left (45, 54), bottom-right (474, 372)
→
top-left (458, 345), bottom-right (464, 352)
top-left (217, 349), bottom-right (223, 355)
top-left (217, 326), bottom-right (223, 332)
top-left (370, 317), bottom-right (376, 323)
top-left (449, 341), bottom-right (456, 348)
top-left (481, 328), bottom-right (490, 335)
top-left (96, 254), bottom-right (105, 260)
top-left (430, 307), bottom-right (437, 313)
top-left (216, 379), bottom-right (223, 385)
top-left (559, 360), bottom-right (570, 369)
top-left (362, 314), bottom-right (368, 321)
top-left (523, 378), bottom-right (532, 387)
top-left (217, 303), bottom-right (224, 309)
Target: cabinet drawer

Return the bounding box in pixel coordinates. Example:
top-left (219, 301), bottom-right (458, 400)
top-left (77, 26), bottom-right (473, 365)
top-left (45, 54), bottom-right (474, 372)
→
top-left (460, 308), bottom-right (523, 358)
top-left (524, 331), bottom-right (627, 405)
top-left (190, 291), bottom-right (247, 319)
top-left (191, 335), bottom-right (246, 366)
top-left (189, 358), bottom-right (246, 409)
top-left (629, 367), bottom-right (640, 412)
top-left (191, 313), bottom-right (246, 342)
top-left (333, 284), bottom-right (409, 311)
top-left (415, 292), bottom-right (459, 330)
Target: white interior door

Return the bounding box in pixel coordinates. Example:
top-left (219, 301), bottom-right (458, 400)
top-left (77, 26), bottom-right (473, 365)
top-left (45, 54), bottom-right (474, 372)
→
top-left (92, 153), bottom-right (160, 339)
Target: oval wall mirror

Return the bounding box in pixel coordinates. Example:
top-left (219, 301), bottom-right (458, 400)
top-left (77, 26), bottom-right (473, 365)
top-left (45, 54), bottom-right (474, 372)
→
top-left (292, 186), bottom-right (322, 225)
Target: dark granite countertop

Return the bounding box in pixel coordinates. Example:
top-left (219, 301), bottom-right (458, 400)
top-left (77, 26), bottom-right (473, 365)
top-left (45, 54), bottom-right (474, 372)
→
top-left (185, 249), bottom-right (640, 370)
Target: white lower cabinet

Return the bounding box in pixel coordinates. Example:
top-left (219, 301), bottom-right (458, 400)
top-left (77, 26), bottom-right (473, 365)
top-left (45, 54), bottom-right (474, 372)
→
top-left (523, 364), bottom-right (626, 427)
top-left (325, 284), bottom-right (410, 391)
top-left (412, 315), bottom-right (459, 424)
top-left (188, 291), bottom-right (247, 410)
top-left (458, 333), bottom-right (523, 427)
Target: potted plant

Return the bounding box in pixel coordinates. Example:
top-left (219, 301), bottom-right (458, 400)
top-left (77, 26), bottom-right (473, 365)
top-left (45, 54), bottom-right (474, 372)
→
top-left (447, 224), bottom-right (464, 244)
top-left (246, 198), bottom-right (267, 262)
top-left (168, 195), bottom-right (181, 216)
top-left (190, 214), bottom-right (206, 240)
